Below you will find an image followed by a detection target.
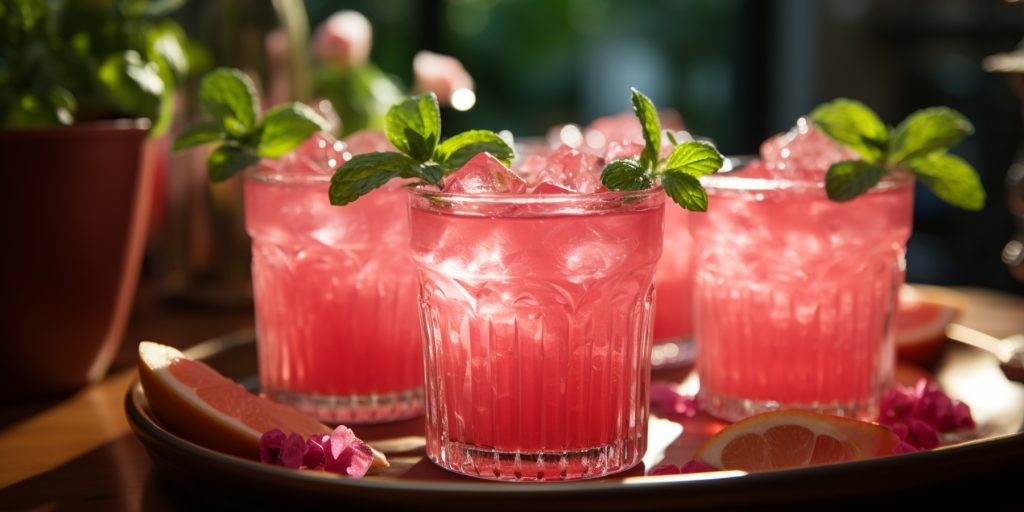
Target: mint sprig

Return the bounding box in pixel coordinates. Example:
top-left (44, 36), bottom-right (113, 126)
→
top-left (328, 92), bottom-right (514, 206)
top-left (599, 88), bottom-right (724, 212)
top-left (810, 99), bottom-right (984, 210)
top-left (173, 67), bottom-right (331, 181)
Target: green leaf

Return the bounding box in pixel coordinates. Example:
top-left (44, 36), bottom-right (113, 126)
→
top-left (904, 152), bottom-right (986, 211)
top-left (630, 88), bottom-right (660, 169)
top-left (890, 107), bottom-right (974, 164)
top-left (810, 98), bottom-right (888, 163)
top-left (98, 50), bottom-right (163, 117)
top-left (147, 21), bottom-right (189, 80)
top-left (601, 158), bottom-right (651, 191)
top-left (824, 160), bottom-right (887, 202)
top-left (661, 171), bottom-right (708, 212)
top-left (173, 121), bottom-right (224, 151)
top-left (664, 141), bottom-right (724, 177)
top-left (435, 130), bottom-right (515, 173)
top-left (329, 152), bottom-right (422, 205)
top-left (385, 93), bottom-right (440, 162)
top-left (207, 145), bottom-right (260, 182)
top-left (419, 163), bottom-right (443, 185)
top-left (199, 67), bottom-right (259, 137)
top-left (256, 102), bottom-right (332, 158)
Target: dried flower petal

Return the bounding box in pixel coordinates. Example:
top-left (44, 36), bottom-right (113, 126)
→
top-left (650, 381), bottom-right (700, 420)
top-left (323, 426), bottom-right (374, 478)
top-left (279, 433), bottom-right (308, 469)
top-left (259, 429), bottom-right (286, 464)
top-left (304, 434), bottom-right (329, 469)
top-left (877, 378), bottom-right (975, 452)
top-left (679, 459), bottom-right (716, 474)
top-left (648, 464), bottom-right (681, 476)
top-left (909, 419), bottom-right (941, 450)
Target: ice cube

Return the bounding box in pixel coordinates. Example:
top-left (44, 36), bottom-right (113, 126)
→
top-left (266, 132), bottom-right (348, 176)
top-left (759, 117), bottom-right (857, 177)
top-left (530, 181), bottom-right (576, 194)
top-left (534, 145), bottom-right (607, 194)
top-left (604, 140), bottom-right (644, 161)
top-left (444, 152), bottom-right (527, 193)
top-left (343, 130), bottom-right (396, 155)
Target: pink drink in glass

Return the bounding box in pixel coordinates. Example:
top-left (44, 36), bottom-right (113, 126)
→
top-left (409, 153), bottom-right (664, 481)
top-left (692, 121), bottom-right (914, 421)
top-left (541, 111), bottom-right (695, 368)
top-left (244, 133), bottom-right (422, 423)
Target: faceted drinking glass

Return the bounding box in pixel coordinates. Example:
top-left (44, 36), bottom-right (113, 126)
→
top-left (408, 187), bottom-right (665, 481)
top-left (691, 163), bottom-right (914, 421)
top-left (244, 167), bottom-right (422, 423)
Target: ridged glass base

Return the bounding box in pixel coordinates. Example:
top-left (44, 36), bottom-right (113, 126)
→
top-left (651, 336), bottom-right (696, 369)
top-left (429, 438), bottom-right (644, 481)
top-left (265, 387), bottom-right (423, 424)
top-left (698, 389), bottom-right (878, 423)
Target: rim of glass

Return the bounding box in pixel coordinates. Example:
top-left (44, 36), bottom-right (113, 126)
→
top-left (700, 156), bottom-right (915, 194)
top-left (407, 183), bottom-right (665, 206)
top-left (245, 166), bottom-right (333, 184)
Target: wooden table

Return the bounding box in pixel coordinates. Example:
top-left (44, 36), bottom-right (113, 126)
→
top-left (1, 283), bottom-right (1022, 511)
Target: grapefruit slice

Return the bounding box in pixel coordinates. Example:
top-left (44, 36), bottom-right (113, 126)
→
top-left (138, 341), bottom-right (387, 469)
top-left (895, 285), bottom-right (965, 365)
top-left (694, 410), bottom-right (901, 472)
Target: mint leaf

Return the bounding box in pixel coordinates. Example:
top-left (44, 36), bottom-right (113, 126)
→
top-left (890, 107), bottom-right (974, 165)
top-left (207, 145), bottom-right (260, 182)
top-left (435, 130), bottom-right (515, 173)
top-left (661, 171), bottom-right (708, 212)
top-left (385, 93), bottom-right (440, 163)
top-left (199, 68), bottom-right (259, 137)
top-left (631, 88), bottom-right (661, 169)
top-left (257, 103), bottom-right (332, 158)
top-left (824, 160), bottom-right (887, 202)
top-left (904, 152), bottom-right (985, 211)
top-left (420, 163), bottom-right (443, 185)
top-left (664, 141), bottom-right (724, 177)
top-left (329, 152), bottom-right (422, 205)
top-left (601, 158), bottom-right (651, 190)
top-left (173, 122), bottom-right (223, 151)
top-left (810, 99), bottom-right (888, 163)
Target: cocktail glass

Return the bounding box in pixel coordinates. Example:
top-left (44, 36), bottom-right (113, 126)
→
top-left (408, 169), bottom-right (664, 481)
top-left (243, 135), bottom-right (423, 424)
top-left (691, 125), bottom-right (914, 422)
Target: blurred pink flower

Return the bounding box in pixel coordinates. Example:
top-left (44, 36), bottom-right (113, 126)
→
top-left (413, 51), bottom-right (475, 107)
top-left (314, 10), bottom-right (373, 68)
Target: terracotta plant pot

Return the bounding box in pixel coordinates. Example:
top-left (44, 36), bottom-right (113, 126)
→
top-left (0, 120), bottom-right (158, 399)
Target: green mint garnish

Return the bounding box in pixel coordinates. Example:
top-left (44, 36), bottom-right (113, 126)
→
top-left (328, 92), bottom-right (514, 206)
top-left (173, 67), bottom-right (331, 181)
top-left (810, 99), bottom-right (984, 210)
top-left (599, 88), bottom-right (724, 212)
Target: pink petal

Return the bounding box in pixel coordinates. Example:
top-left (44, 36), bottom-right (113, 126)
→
top-left (679, 459), bottom-right (716, 474)
top-left (303, 434), bottom-right (329, 469)
top-left (279, 433), bottom-right (308, 469)
top-left (648, 464), bottom-right (680, 476)
top-left (650, 380), bottom-right (699, 420)
top-left (895, 441), bottom-right (920, 454)
top-left (259, 429), bottom-right (286, 464)
top-left (324, 426), bottom-right (374, 478)
top-left (949, 401), bottom-right (975, 430)
top-left (909, 419), bottom-right (941, 450)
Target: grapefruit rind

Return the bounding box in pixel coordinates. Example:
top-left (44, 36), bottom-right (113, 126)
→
top-left (137, 341), bottom-right (388, 469)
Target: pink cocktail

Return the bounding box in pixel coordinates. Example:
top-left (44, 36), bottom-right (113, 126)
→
top-left (540, 111), bottom-right (696, 368)
top-left (244, 134), bottom-right (422, 424)
top-left (692, 121), bottom-right (914, 421)
top-left (409, 153), bottom-right (664, 481)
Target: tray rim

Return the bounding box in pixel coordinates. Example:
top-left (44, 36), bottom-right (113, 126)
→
top-left (124, 332), bottom-right (1024, 502)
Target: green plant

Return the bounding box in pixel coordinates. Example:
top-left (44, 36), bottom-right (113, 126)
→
top-left (0, 0), bottom-right (191, 134)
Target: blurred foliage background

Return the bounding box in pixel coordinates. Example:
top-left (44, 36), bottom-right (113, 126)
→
top-left (169, 0), bottom-right (1024, 293)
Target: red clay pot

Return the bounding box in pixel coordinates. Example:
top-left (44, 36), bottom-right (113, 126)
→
top-left (0, 120), bottom-right (158, 399)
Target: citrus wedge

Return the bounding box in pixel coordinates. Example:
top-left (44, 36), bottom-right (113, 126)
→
top-left (694, 410), bottom-right (901, 472)
top-left (138, 341), bottom-right (387, 468)
top-left (895, 285), bottom-right (965, 365)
